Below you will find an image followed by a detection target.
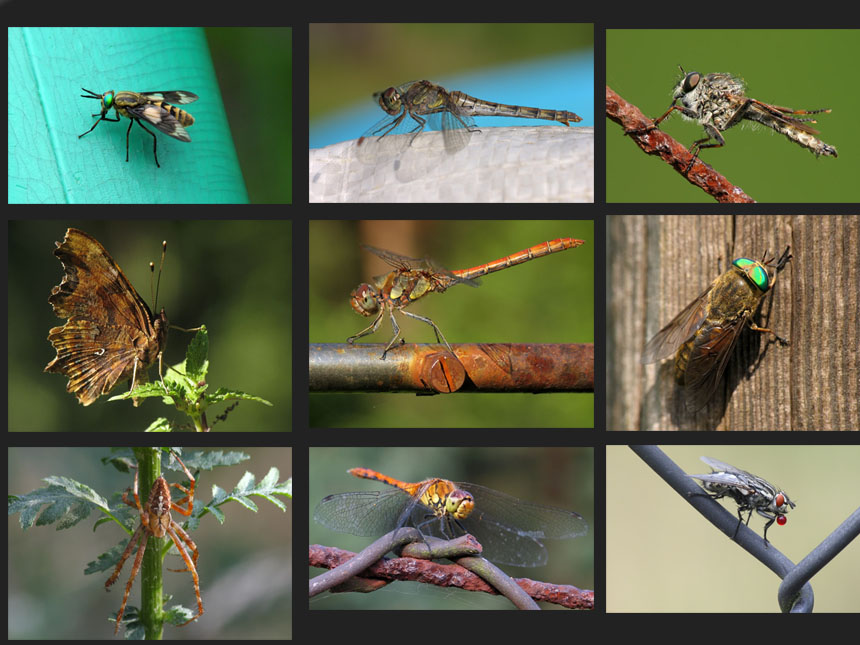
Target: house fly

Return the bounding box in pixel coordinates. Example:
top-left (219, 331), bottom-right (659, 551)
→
top-left (689, 456), bottom-right (795, 547)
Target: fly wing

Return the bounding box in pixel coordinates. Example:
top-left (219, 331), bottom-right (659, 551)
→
top-left (126, 102), bottom-right (192, 142)
top-left (139, 91), bottom-right (198, 105)
top-left (640, 286), bottom-right (711, 364)
top-left (699, 456), bottom-right (745, 474)
top-left (682, 314), bottom-right (748, 411)
top-left (689, 470), bottom-right (757, 496)
top-left (742, 98), bottom-right (823, 134)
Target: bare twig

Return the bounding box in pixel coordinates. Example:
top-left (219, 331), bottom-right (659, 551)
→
top-left (606, 85), bottom-right (755, 204)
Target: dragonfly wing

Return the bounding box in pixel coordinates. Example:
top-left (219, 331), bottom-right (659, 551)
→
top-left (313, 489), bottom-right (412, 537)
top-left (437, 108), bottom-right (475, 155)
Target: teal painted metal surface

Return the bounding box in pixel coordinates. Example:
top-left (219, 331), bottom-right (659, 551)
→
top-left (8, 27), bottom-right (248, 204)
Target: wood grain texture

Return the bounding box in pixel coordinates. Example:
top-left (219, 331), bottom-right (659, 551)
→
top-left (607, 214), bottom-right (859, 431)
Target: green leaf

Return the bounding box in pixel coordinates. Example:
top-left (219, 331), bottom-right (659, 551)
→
top-left (8, 477), bottom-right (109, 530)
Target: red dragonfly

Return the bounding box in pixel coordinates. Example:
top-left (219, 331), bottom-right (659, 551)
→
top-left (314, 467), bottom-right (588, 567)
top-left (347, 237), bottom-right (585, 358)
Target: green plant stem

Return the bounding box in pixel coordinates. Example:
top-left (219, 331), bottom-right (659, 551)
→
top-left (133, 448), bottom-right (164, 640)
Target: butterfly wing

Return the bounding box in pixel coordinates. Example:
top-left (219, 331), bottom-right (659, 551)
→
top-left (45, 228), bottom-right (168, 406)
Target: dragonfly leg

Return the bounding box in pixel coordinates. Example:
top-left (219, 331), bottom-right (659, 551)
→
top-left (400, 310), bottom-right (454, 354)
top-left (374, 110), bottom-right (407, 139)
top-left (381, 309), bottom-right (403, 359)
top-left (347, 309), bottom-right (385, 344)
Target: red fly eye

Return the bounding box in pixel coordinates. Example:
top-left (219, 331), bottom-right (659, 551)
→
top-left (777, 515), bottom-right (787, 526)
top-left (775, 493), bottom-right (786, 507)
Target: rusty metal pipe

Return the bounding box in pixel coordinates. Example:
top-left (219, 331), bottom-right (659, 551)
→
top-left (309, 343), bottom-right (593, 393)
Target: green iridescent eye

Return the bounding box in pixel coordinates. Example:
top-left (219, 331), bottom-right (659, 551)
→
top-left (733, 258), bottom-right (769, 291)
top-left (103, 92), bottom-right (114, 108)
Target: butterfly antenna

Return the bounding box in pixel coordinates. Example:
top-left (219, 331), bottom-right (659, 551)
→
top-left (152, 241), bottom-right (167, 310)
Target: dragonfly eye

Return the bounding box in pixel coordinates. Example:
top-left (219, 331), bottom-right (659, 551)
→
top-left (378, 87), bottom-right (402, 115)
top-left (350, 284), bottom-right (379, 316)
top-left (682, 72), bottom-right (701, 93)
top-left (733, 258), bottom-right (770, 291)
top-left (445, 489), bottom-right (475, 520)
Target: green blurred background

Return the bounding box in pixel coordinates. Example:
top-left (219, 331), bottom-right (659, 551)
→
top-left (8, 447), bottom-right (291, 638)
top-left (9, 220), bottom-right (290, 431)
top-left (607, 29), bottom-right (859, 202)
top-left (607, 445), bottom-right (860, 612)
top-left (308, 220), bottom-right (594, 428)
top-left (309, 446), bottom-right (593, 610)
top-left (206, 28), bottom-right (292, 203)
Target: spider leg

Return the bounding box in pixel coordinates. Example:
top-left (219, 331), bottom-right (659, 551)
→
top-left (105, 523), bottom-right (145, 589)
top-left (166, 525), bottom-right (204, 626)
top-left (167, 451), bottom-right (196, 516)
top-left (109, 527), bottom-right (147, 634)
top-left (165, 522), bottom-right (199, 571)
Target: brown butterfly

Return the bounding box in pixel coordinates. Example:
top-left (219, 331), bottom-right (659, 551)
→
top-left (45, 228), bottom-right (168, 406)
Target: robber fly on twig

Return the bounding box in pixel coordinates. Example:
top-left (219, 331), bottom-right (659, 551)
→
top-left (689, 456), bottom-right (795, 547)
top-left (642, 66), bottom-right (837, 173)
top-left (78, 89), bottom-right (198, 168)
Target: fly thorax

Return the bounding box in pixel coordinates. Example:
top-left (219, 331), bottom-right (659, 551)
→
top-left (350, 283), bottom-right (378, 316)
top-left (445, 489), bottom-right (475, 520)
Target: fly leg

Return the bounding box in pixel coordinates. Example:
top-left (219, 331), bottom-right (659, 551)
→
top-left (131, 118), bottom-right (160, 168)
top-left (626, 101), bottom-right (697, 136)
top-left (748, 322), bottom-right (789, 346)
top-left (78, 113), bottom-right (120, 138)
top-left (684, 123), bottom-right (725, 174)
top-left (756, 509), bottom-right (778, 548)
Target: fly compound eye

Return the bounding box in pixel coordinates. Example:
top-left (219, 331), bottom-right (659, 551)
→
top-left (103, 92), bottom-right (114, 109)
top-left (777, 515), bottom-right (788, 526)
top-left (683, 72), bottom-right (701, 93)
top-left (733, 258), bottom-right (770, 291)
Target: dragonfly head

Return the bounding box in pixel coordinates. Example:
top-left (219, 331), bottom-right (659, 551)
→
top-left (350, 283), bottom-right (379, 316)
top-left (376, 86), bottom-right (403, 116)
top-left (445, 488), bottom-right (475, 521)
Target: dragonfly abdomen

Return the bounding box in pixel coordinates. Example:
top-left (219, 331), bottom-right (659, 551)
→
top-left (453, 237), bottom-right (585, 281)
top-left (450, 92), bottom-right (582, 125)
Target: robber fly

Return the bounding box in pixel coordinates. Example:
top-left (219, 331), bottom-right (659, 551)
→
top-left (78, 89), bottom-right (198, 168)
top-left (688, 456), bottom-right (795, 547)
top-left (644, 67), bottom-right (837, 173)
top-left (641, 246), bottom-right (791, 412)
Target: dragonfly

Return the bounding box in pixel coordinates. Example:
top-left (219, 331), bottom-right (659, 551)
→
top-left (347, 237), bottom-right (585, 359)
top-left (355, 80), bottom-right (582, 164)
top-left (688, 456), bottom-right (795, 547)
top-left (643, 67), bottom-right (837, 173)
top-left (314, 467), bottom-right (588, 568)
